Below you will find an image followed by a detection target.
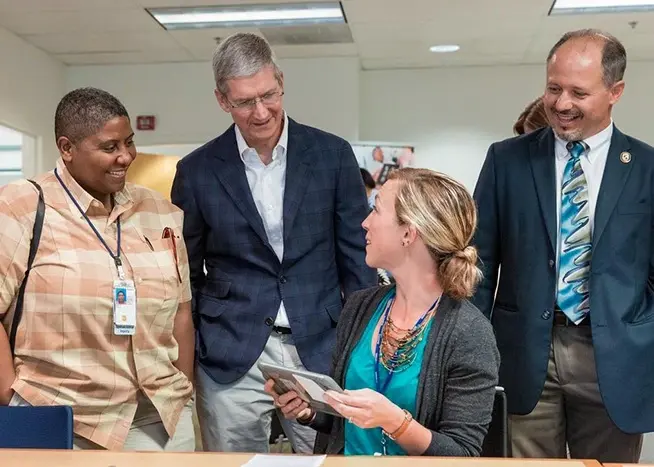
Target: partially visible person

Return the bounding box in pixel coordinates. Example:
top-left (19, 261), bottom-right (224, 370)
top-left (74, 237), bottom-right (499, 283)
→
top-left (360, 168), bottom-right (377, 210)
top-left (513, 96), bottom-right (549, 135)
top-left (396, 147), bottom-right (415, 168)
top-left (267, 168), bottom-right (500, 457)
top-left (0, 87), bottom-right (195, 451)
top-left (369, 146), bottom-right (385, 182)
top-left (473, 29), bottom-right (651, 463)
top-left (171, 33), bottom-right (375, 454)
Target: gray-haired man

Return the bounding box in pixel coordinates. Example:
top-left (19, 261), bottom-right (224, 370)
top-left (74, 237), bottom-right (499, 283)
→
top-left (171, 33), bottom-right (375, 453)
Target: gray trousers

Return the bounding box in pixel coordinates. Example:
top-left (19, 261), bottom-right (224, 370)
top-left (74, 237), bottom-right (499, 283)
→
top-left (195, 332), bottom-right (316, 453)
top-left (509, 325), bottom-right (642, 463)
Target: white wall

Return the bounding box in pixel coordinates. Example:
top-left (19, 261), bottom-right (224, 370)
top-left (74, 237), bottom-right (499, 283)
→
top-left (0, 26), bottom-right (65, 175)
top-left (68, 58), bottom-right (654, 193)
top-left (360, 62), bottom-right (654, 192)
top-left (66, 56), bottom-right (360, 149)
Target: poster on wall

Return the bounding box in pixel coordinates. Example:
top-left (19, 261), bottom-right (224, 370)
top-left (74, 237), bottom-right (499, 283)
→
top-left (351, 143), bottom-right (415, 185)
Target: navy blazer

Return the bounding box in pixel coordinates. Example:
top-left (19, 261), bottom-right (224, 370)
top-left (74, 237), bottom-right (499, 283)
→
top-left (472, 126), bottom-right (654, 434)
top-left (171, 118), bottom-right (376, 384)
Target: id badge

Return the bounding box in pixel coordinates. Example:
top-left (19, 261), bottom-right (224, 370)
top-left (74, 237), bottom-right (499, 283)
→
top-left (113, 280), bottom-right (136, 336)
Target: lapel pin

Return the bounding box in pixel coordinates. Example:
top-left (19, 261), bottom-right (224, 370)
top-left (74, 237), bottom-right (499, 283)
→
top-left (620, 151), bottom-right (632, 164)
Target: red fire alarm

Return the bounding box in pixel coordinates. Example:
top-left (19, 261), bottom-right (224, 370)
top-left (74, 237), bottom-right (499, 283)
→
top-left (136, 115), bottom-right (156, 131)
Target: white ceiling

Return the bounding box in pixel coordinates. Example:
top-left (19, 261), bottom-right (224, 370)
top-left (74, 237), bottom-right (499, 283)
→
top-left (1, 0), bottom-right (654, 69)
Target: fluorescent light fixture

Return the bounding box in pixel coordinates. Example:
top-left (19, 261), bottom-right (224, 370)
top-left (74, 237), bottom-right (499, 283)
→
top-left (147, 2), bottom-right (346, 30)
top-left (550, 0), bottom-right (654, 14)
top-left (429, 44), bottom-right (460, 53)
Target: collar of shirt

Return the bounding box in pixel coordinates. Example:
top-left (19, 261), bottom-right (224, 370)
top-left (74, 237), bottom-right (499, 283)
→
top-left (554, 120), bottom-right (613, 164)
top-left (234, 111), bottom-right (289, 165)
top-left (55, 158), bottom-right (133, 218)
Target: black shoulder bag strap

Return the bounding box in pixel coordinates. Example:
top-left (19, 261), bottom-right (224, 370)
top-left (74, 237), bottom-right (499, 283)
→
top-left (9, 180), bottom-right (45, 356)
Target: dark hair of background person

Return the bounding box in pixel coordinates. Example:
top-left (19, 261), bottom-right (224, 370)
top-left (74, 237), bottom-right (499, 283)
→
top-left (360, 168), bottom-right (376, 190)
top-left (513, 97), bottom-right (549, 135)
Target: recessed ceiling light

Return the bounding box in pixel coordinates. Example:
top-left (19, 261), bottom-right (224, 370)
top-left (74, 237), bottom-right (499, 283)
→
top-left (550, 0), bottom-right (654, 14)
top-left (429, 45), bottom-right (460, 53)
top-left (147, 2), bottom-right (346, 30)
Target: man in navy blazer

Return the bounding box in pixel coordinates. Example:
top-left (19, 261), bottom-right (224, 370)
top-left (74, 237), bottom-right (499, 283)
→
top-left (473, 29), bottom-right (651, 462)
top-left (171, 33), bottom-right (375, 453)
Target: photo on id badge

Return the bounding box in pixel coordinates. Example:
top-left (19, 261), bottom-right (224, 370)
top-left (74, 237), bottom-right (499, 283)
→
top-left (113, 280), bottom-right (136, 335)
top-left (115, 288), bottom-right (127, 305)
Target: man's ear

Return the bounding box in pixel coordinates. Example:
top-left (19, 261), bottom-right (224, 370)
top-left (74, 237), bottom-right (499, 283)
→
top-left (57, 136), bottom-right (74, 163)
top-left (609, 80), bottom-right (625, 106)
top-left (215, 89), bottom-right (231, 113)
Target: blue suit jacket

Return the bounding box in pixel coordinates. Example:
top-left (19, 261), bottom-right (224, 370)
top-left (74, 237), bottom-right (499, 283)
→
top-left (171, 118), bottom-right (376, 384)
top-left (472, 126), bottom-right (654, 433)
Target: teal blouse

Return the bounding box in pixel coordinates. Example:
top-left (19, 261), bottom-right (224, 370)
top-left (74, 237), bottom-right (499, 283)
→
top-left (343, 287), bottom-right (433, 456)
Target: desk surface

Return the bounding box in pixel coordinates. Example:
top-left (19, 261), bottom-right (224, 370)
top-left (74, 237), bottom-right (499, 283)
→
top-left (603, 464), bottom-right (654, 467)
top-left (0, 450), bottom-right (602, 467)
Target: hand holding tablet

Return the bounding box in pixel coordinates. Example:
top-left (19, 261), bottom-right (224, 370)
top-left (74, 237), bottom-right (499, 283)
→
top-left (258, 362), bottom-right (344, 417)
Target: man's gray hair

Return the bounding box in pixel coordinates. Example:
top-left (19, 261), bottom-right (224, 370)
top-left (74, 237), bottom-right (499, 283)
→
top-left (547, 28), bottom-right (627, 88)
top-left (212, 33), bottom-right (283, 95)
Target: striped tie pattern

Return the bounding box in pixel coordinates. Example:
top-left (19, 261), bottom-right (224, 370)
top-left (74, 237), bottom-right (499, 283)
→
top-left (557, 141), bottom-right (591, 323)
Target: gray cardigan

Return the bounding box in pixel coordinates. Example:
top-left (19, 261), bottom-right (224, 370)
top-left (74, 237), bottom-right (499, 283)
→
top-left (311, 286), bottom-right (500, 456)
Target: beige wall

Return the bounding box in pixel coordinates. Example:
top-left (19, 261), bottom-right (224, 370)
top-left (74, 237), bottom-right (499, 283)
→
top-left (127, 153), bottom-right (180, 200)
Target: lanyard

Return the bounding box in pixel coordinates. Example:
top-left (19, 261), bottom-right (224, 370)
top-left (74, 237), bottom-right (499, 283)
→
top-left (373, 290), bottom-right (440, 395)
top-left (54, 168), bottom-right (125, 279)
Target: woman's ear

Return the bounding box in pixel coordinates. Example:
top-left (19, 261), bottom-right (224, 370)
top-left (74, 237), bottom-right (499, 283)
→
top-left (57, 136), bottom-right (74, 163)
top-left (403, 224), bottom-right (418, 246)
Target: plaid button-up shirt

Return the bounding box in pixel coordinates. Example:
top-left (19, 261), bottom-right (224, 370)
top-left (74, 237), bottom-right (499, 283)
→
top-left (0, 159), bottom-right (193, 450)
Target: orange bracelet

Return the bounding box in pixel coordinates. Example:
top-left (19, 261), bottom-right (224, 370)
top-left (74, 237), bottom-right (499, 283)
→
top-left (384, 409), bottom-right (413, 441)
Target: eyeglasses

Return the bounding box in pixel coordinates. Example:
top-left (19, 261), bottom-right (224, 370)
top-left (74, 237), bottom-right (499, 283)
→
top-left (226, 90), bottom-right (284, 111)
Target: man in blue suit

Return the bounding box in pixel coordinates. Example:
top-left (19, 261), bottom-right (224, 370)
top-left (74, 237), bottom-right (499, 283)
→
top-left (171, 33), bottom-right (375, 453)
top-left (473, 29), bottom-right (651, 462)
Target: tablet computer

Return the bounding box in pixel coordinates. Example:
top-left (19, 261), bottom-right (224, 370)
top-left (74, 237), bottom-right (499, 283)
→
top-left (258, 361), bottom-right (344, 417)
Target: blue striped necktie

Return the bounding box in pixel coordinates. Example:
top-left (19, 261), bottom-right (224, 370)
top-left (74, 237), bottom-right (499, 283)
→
top-left (557, 141), bottom-right (591, 323)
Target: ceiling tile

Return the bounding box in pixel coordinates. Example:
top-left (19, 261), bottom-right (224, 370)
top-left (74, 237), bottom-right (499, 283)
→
top-left (23, 30), bottom-right (184, 54)
top-left (344, 0), bottom-right (550, 24)
top-left (361, 53), bottom-right (526, 70)
top-left (0, 0), bottom-right (653, 69)
top-left (273, 43), bottom-right (358, 58)
top-left (0, 0), bottom-right (134, 12)
top-left (0, 9), bottom-right (157, 35)
top-left (134, 0), bottom-right (333, 7)
top-left (55, 48), bottom-right (194, 65)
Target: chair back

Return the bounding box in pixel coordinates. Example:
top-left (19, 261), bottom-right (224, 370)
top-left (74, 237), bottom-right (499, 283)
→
top-left (481, 386), bottom-right (511, 457)
top-left (0, 405), bottom-right (74, 449)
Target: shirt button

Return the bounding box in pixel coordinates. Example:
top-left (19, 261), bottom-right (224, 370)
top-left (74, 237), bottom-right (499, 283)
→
top-left (541, 310), bottom-right (552, 320)
top-left (265, 317), bottom-right (274, 326)
top-left (549, 259), bottom-right (555, 268)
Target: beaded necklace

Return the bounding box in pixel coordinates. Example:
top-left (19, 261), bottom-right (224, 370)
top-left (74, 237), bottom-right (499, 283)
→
top-left (373, 289), bottom-right (441, 455)
top-left (374, 290), bottom-right (441, 394)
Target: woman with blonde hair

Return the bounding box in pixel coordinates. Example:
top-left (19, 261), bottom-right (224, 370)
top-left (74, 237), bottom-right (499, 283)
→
top-left (266, 168), bottom-right (499, 456)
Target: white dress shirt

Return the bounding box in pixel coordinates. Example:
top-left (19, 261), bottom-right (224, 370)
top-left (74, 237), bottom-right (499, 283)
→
top-left (235, 112), bottom-right (290, 327)
top-left (555, 122), bottom-right (613, 241)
